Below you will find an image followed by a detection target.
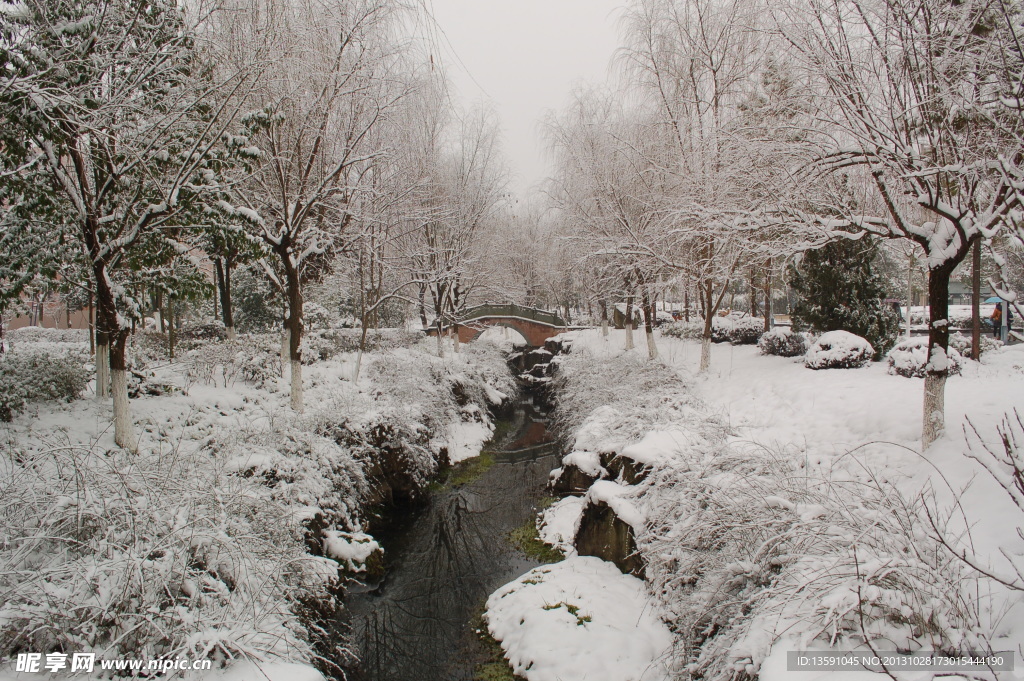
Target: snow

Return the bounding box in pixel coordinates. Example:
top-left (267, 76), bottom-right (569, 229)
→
top-left (561, 450), bottom-right (603, 476)
top-left (485, 556), bottom-right (673, 681)
top-left (574, 405), bottom-right (628, 453)
top-left (537, 496), bottom-right (585, 555)
top-left (446, 419), bottom-right (494, 463)
top-left (620, 427), bottom-right (700, 467)
top-left (321, 531), bottom-right (381, 572)
top-left (804, 330), bottom-right (874, 369)
top-left (585, 480), bottom-right (645, 529)
top-left (556, 328), bottom-right (1024, 680)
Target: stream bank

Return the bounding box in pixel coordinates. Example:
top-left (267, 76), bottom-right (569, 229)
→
top-left (339, 389), bottom-right (559, 681)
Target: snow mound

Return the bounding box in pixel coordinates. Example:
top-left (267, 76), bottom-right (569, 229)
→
top-left (586, 480), bottom-right (645, 529)
top-left (187, 660), bottom-right (326, 681)
top-left (620, 427), bottom-right (702, 467)
top-left (887, 336), bottom-right (963, 378)
top-left (804, 330), bottom-right (874, 370)
top-left (446, 419), bottom-right (494, 463)
top-left (485, 556), bottom-right (673, 681)
top-left (322, 531), bottom-right (381, 573)
top-left (537, 496), bottom-right (585, 555)
top-left (562, 450), bottom-right (603, 476)
top-left (574, 405), bottom-right (626, 453)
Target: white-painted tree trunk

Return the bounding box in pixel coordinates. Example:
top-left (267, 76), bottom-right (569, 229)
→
top-left (453, 328), bottom-right (460, 353)
top-left (353, 349), bottom-right (363, 383)
top-left (601, 319), bottom-right (609, 337)
top-left (646, 329), bottom-right (658, 360)
top-left (625, 322), bottom-right (634, 350)
top-left (96, 343), bottom-right (110, 398)
top-left (111, 368), bottom-right (137, 452)
top-left (226, 326), bottom-right (236, 340)
top-left (922, 373), bottom-right (946, 449)
top-left (290, 359), bottom-right (304, 413)
top-left (699, 337), bottom-right (712, 372)
top-left (280, 328), bottom-right (290, 377)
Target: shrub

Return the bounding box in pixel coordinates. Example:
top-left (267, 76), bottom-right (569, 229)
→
top-left (948, 331), bottom-right (1002, 359)
top-left (887, 337), bottom-right (963, 378)
top-left (804, 330), bottom-right (874, 369)
top-left (0, 351), bottom-right (88, 421)
top-left (661, 320), bottom-right (705, 340)
top-left (726, 317), bottom-right (765, 345)
top-left (788, 237), bottom-right (901, 358)
top-left (758, 328), bottom-right (809, 357)
top-left (0, 444), bottom-right (334, 665)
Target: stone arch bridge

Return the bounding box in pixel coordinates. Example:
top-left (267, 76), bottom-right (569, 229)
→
top-left (425, 304), bottom-right (568, 347)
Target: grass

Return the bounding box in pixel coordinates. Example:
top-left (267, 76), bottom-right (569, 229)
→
top-left (507, 497), bottom-right (564, 564)
top-left (471, 611), bottom-right (527, 681)
top-left (446, 452), bottom-right (497, 487)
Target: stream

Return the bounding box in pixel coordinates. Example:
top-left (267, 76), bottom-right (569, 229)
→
top-left (340, 392), bottom-right (559, 681)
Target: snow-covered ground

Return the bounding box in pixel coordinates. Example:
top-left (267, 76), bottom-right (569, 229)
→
top-left (504, 327), bottom-right (1024, 681)
top-left (0, 331), bottom-right (513, 680)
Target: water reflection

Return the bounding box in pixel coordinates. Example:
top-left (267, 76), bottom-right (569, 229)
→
top-left (342, 397), bottom-right (558, 681)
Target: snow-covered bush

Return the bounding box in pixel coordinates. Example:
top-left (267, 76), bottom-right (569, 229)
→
top-left (303, 302), bottom-right (334, 331)
top-left (641, 446), bottom-right (986, 680)
top-left (0, 351), bottom-right (88, 421)
top-left (804, 330), bottom-right (874, 369)
top-left (177, 321), bottom-right (229, 344)
top-left (711, 316), bottom-right (733, 343)
top-left (661, 320), bottom-right (704, 340)
top-left (186, 336), bottom-right (280, 389)
top-left (948, 331), bottom-right (1001, 359)
top-left (0, 443), bottom-right (336, 665)
top-left (6, 327), bottom-right (88, 344)
top-left (887, 337), bottom-right (963, 378)
top-left (757, 327), bottom-right (808, 357)
top-left (726, 317), bottom-right (765, 345)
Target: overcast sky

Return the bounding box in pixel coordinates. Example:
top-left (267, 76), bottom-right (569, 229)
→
top-left (424, 0), bottom-right (624, 197)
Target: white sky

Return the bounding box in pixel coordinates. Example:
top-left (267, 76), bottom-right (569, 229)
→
top-left (424, 0), bottom-right (624, 197)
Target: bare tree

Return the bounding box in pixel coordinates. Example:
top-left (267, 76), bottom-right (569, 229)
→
top-left (221, 0), bottom-right (407, 411)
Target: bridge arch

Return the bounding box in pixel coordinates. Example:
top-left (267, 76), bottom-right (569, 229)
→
top-left (425, 304), bottom-right (568, 347)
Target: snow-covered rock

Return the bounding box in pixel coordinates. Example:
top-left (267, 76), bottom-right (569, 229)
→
top-left (537, 496), bottom-right (585, 555)
top-left (485, 556), bottom-right (673, 681)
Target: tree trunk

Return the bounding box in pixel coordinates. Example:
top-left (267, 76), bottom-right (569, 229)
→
top-left (88, 290), bottom-right (95, 356)
top-left (110, 328), bottom-right (137, 452)
top-left (93, 262), bottom-right (134, 449)
top-left (971, 240), bottom-right (981, 361)
top-left (600, 300), bottom-right (609, 337)
top-left (418, 284), bottom-right (428, 330)
top-left (763, 260), bottom-right (773, 332)
top-left (684, 286), bottom-right (690, 322)
top-left (354, 323), bottom-right (369, 383)
top-left (167, 296), bottom-right (176, 360)
top-left (452, 323), bottom-right (461, 353)
top-left (216, 258), bottom-right (236, 339)
top-left (906, 253), bottom-right (913, 339)
top-left (641, 285), bottom-right (658, 360)
top-left (283, 261), bottom-right (304, 413)
top-left (700, 281), bottom-right (714, 372)
top-left (624, 296), bottom-right (635, 350)
top-left (922, 264), bottom-right (954, 450)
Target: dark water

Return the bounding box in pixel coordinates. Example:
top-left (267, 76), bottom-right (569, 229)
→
top-left (342, 395), bottom-right (559, 681)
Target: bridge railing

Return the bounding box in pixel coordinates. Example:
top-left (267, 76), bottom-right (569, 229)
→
top-left (449, 304), bottom-right (566, 328)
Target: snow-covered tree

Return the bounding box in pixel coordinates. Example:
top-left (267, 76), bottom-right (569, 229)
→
top-left (779, 0), bottom-right (1024, 447)
top-left (0, 0), bottom-right (250, 450)
top-left (220, 0), bottom-right (407, 410)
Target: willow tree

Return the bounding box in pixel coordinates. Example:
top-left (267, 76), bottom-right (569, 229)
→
top-left (221, 0), bottom-right (407, 410)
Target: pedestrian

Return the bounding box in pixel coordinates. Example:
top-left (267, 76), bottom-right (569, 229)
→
top-left (991, 305), bottom-right (1002, 338)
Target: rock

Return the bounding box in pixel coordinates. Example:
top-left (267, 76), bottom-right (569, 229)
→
top-left (574, 497), bottom-right (644, 578)
top-left (601, 452), bottom-right (652, 485)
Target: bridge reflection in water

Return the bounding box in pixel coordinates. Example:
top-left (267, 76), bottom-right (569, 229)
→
top-left (341, 396), bottom-right (559, 681)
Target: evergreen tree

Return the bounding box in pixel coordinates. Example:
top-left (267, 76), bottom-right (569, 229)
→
top-left (789, 238), bottom-right (901, 358)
